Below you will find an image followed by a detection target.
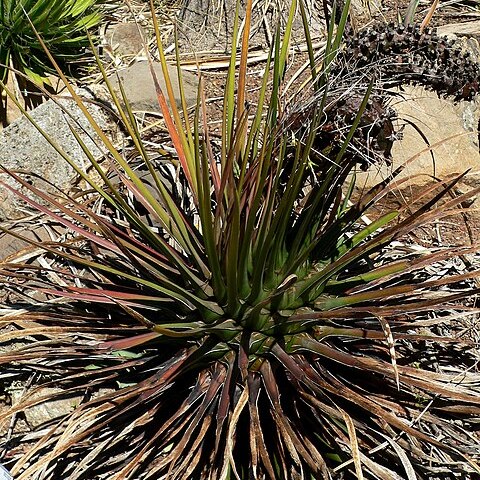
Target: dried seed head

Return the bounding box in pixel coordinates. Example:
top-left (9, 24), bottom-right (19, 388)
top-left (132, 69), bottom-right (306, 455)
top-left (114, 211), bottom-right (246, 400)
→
top-left (339, 23), bottom-right (480, 101)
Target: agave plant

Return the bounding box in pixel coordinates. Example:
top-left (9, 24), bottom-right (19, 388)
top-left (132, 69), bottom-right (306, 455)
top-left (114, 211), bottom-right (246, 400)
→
top-left (0, 0), bottom-right (100, 122)
top-left (0, 0), bottom-right (479, 478)
top-left (0, 0), bottom-right (101, 83)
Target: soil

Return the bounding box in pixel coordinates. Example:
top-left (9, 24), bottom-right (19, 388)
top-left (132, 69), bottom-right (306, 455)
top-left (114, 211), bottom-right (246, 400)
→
top-left (361, 183), bottom-right (480, 247)
top-left (376, 0), bottom-right (480, 27)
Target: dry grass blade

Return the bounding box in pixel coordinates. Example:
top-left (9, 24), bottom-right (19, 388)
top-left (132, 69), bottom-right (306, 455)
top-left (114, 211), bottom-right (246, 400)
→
top-left (379, 433), bottom-right (418, 480)
top-left (340, 409), bottom-right (364, 480)
top-left (420, 0), bottom-right (440, 31)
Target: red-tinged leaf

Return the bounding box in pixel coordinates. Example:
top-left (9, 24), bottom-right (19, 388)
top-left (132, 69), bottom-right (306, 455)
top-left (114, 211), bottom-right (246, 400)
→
top-left (99, 332), bottom-right (160, 350)
top-left (106, 295), bottom-right (208, 337)
top-left (200, 78), bottom-right (221, 199)
top-left (39, 287), bottom-right (161, 303)
top-left (0, 175), bottom-right (124, 254)
top-left (214, 351), bottom-right (235, 452)
top-left (290, 287), bottom-right (480, 322)
top-left (146, 58), bottom-right (195, 194)
top-left (0, 169), bottom-right (174, 271)
top-left (311, 325), bottom-right (472, 345)
top-left (101, 227), bottom-right (173, 272)
top-left (32, 288), bottom-right (162, 311)
top-left (109, 170), bottom-right (209, 284)
top-left (347, 244), bottom-right (480, 294)
top-left (236, 0), bottom-right (253, 135)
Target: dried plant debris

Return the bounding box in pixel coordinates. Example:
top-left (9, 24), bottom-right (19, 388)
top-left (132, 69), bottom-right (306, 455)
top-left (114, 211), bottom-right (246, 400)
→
top-left (286, 23), bottom-right (480, 171)
top-left (339, 23), bottom-right (480, 101)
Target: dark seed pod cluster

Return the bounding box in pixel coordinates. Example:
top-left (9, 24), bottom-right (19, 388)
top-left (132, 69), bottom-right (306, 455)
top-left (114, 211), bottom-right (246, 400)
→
top-left (319, 94), bottom-right (397, 166)
top-left (285, 23), bottom-right (480, 173)
top-left (337, 23), bottom-right (480, 101)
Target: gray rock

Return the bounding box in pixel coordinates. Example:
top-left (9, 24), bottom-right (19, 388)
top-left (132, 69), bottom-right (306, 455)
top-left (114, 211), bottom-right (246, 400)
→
top-left (10, 386), bottom-right (82, 428)
top-left (107, 61), bottom-right (198, 113)
top-left (0, 89), bottom-right (119, 220)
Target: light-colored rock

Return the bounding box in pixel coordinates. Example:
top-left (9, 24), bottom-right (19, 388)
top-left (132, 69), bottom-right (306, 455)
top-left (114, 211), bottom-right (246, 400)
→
top-left (0, 89), bottom-right (119, 220)
top-left (1, 74), bottom-right (69, 129)
top-left (105, 22), bottom-right (147, 61)
top-left (10, 387), bottom-right (81, 428)
top-left (356, 86), bottom-right (480, 189)
top-left (455, 36), bottom-right (480, 64)
top-left (437, 21), bottom-right (480, 39)
top-left (107, 61), bottom-right (198, 113)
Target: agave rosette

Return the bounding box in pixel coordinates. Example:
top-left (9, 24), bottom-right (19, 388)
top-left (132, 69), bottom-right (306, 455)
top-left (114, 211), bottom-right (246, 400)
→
top-left (0, 0), bottom-right (100, 88)
top-left (0, 0), bottom-right (479, 478)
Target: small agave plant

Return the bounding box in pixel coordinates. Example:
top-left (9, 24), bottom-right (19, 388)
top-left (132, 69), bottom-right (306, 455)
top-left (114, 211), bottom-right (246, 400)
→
top-left (0, 0), bottom-right (101, 84)
top-left (0, 0), bottom-right (100, 122)
top-left (0, 0), bottom-right (479, 478)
